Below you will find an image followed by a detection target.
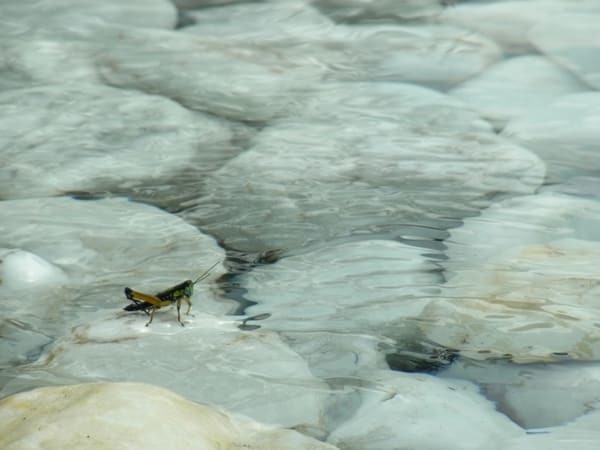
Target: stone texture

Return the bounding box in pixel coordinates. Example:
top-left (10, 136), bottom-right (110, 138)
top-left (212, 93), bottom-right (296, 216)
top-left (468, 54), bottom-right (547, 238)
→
top-left (0, 382), bottom-right (338, 450)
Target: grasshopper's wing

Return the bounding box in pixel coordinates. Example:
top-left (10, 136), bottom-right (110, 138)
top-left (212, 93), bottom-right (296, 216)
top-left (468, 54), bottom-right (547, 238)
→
top-left (124, 288), bottom-right (166, 311)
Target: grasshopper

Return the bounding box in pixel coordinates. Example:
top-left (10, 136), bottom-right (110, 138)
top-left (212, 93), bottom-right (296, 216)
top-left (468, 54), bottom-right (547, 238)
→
top-left (123, 261), bottom-right (220, 327)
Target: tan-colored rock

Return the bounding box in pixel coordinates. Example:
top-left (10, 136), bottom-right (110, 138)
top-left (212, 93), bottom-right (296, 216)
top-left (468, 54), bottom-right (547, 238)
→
top-left (0, 382), bottom-right (338, 450)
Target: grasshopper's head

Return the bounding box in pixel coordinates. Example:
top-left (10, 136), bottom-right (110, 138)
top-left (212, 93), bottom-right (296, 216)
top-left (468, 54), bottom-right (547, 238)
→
top-left (183, 280), bottom-right (194, 297)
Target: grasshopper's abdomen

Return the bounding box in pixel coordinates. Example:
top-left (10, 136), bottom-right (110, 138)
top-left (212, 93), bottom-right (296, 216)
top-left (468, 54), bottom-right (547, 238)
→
top-left (123, 287), bottom-right (154, 311)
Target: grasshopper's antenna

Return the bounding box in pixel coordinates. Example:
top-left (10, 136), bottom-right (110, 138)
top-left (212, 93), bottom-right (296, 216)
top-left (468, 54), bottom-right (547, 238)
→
top-left (193, 260), bottom-right (221, 285)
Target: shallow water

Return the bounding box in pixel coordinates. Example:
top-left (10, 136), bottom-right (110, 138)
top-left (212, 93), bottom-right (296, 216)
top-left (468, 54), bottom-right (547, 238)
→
top-left (1, 1), bottom-right (600, 448)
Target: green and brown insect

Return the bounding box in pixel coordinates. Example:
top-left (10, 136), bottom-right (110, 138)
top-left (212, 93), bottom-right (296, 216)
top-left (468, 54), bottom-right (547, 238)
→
top-left (123, 261), bottom-right (220, 327)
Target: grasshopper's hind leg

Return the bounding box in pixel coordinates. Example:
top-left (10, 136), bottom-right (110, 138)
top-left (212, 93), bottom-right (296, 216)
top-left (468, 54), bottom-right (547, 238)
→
top-left (146, 306), bottom-right (157, 327)
top-left (145, 300), bottom-right (170, 327)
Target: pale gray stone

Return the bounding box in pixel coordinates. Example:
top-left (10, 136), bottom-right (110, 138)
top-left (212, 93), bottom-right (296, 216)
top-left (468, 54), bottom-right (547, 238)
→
top-left (183, 83), bottom-right (544, 251)
top-left (312, 0), bottom-right (442, 23)
top-left (530, 13), bottom-right (600, 88)
top-left (450, 55), bottom-right (588, 130)
top-left (327, 370), bottom-right (523, 450)
top-left (420, 192), bottom-right (600, 363)
top-left (502, 92), bottom-right (600, 181)
top-left (0, 84), bottom-right (234, 199)
top-left (441, 359), bottom-right (600, 429)
top-left (0, 0), bottom-right (177, 31)
top-left (439, 0), bottom-right (600, 55)
top-left (96, 27), bottom-right (325, 122)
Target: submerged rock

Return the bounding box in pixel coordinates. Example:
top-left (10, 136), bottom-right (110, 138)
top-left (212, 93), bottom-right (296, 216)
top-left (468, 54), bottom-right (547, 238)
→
top-left (439, 0), bottom-right (600, 55)
top-left (185, 19), bottom-right (501, 89)
top-left (241, 239), bottom-right (442, 335)
top-left (326, 369), bottom-right (523, 450)
top-left (1, 0), bottom-right (177, 32)
top-left (96, 26), bottom-right (325, 122)
top-left (422, 193), bottom-right (600, 363)
top-left (183, 1), bottom-right (334, 39)
top-left (530, 13), bottom-right (600, 89)
top-left (502, 92), bottom-right (600, 181)
top-left (183, 82), bottom-right (545, 251)
top-left (450, 55), bottom-right (588, 130)
top-left (312, 0), bottom-right (442, 23)
top-left (173, 0), bottom-right (248, 9)
top-left (441, 358), bottom-right (600, 429)
top-left (0, 382), bottom-right (338, 450)
top-left (0, 320), bottom-right (52, 371)
top-left (0, 84), bottom-right (234, 200)
top-left (0, 37), bottom-right (100, 89)
top-left (504, 409), bottom-right (600, 450)
top-left (323, 24), bottom-right (501, 89)
top-left (423, 238), bottom-right (600, 363)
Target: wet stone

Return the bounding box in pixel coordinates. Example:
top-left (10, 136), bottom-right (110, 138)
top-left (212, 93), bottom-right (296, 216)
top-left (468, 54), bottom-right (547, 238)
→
top-left (422, 192), bottom-right (600, 363)
top-left (183, 82), bottom-right (544, 251)
top-left (530, 12), bottom-right (600, 89)
top-left (440, 358), bottom-right (600, 429)
top-left (0, 0), bottom-right (177, 32)
top-left (439, 0), bottom-right (600, 55)
top-left (450, 55), bottom-right (588, 130)
top-left (312, 0), bottom-right (442, 23)
top-left (326, 369), bottom-right (524, 450)
top-left (0, 84), bottom-right (235, 200)
top-left (502, 92), bottom-right (600, 182)
top-left (96, 26), bottom-right (326, 122)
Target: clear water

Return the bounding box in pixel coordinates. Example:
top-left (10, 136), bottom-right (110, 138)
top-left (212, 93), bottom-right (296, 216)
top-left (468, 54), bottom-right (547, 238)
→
top-left (2, 1), bottom-right (600, 448)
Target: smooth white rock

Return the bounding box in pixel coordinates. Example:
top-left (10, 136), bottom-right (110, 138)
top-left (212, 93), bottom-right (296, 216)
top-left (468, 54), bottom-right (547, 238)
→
top-left (441, 359), bottom-right (600, 429)
top-left (298, 81), bottom-right (492, 135)
top-left (0, 84), bottom-right (233, 199)
top-left (184, 1), bottom-right (334, 40)
top-left (423, 238), bottom-right (600, 363)
top-left (311, 0), bottom-right (442, 22)
top-left (183, 83), bottom-right (544, 251)
top-left (96, 27), bottom-right (325, 122)
top-left (0, 382), bottom-right (338, 450)
top-left (173, 0), bottom-right (247, 9)
top-left (186, 19), bottom-right (500, 89)
top-left (502, 92), bottom-right (600, 181)
top-left (1, 0), bottom-right (176, 33)
top-left (0, 249), bottom-right (68, 289)
top-left (241, 240), bottom-right (442, 335)
top-left (450, 55), bottom-right (588, 130)
top-left (530, 13), bottom-right (600, 88)
top-left (427, 193), bottom-right (600, 364)
top-left (9, 313), bottom-right (334, 430)
top-left (327, 370), bottom-right (524, 450)
top-left (439, 0), bottom-right (600, 55)
top-left (504, 409), bottom-right (600, 450)
top-left (0, 197), bottom-right (228, 333)
top-left (443, 192), bottom-right (600, 279)
top-left (333, 24), bottom-right (501, 88)
top-left (0, 38), bottom-right (101, 89)
top-left (281, 331), bottom-right (390, 379)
